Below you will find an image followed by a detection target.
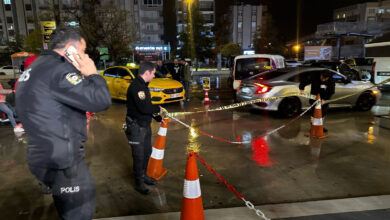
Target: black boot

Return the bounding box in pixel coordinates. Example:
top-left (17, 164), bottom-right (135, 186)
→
top-left (135, 177), bottom-right (149, 195)
top-left (144, 175), bottom-right (157, 185)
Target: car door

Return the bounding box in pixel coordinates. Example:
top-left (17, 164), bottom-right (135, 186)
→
top-left (102, 68), bottom-right (119, 98)
top-left (328, 70), bottom-right (354, 106)
top-left (287, 70), bottom-right (318, 108)
top-left (114, 67), bottom-right (135, 100)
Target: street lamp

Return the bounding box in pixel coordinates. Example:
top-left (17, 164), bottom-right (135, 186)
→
top-left (293, 44), bottom-right (300, 60)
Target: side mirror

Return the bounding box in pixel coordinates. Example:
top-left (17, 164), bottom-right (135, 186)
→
top-left (342, 76), bottom-right (351, 84)
top-left (123, 75), bottom-right (132, 83)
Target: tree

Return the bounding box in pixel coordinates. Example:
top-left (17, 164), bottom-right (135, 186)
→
top-left (220, 42), bottom-right (241, 57)
top-left (37, 0), bottom-right (134, 64)
top-left (23, 29), bottom-right (44, 54)
top-left (253, 13), bottom-right (286, 55)
top-left (176, 1), bottom-right (213, 62)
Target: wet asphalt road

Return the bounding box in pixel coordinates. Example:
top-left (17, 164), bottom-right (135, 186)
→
top-left (0, 83), bottom-right (390, 219)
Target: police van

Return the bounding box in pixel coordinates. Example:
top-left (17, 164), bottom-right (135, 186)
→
top-left (230, 54), bottom-right (285, 90)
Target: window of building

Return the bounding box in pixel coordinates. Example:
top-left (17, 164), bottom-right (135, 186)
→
top-left (8, 30), bottom-right (14, 36)
top-left (252, 8), bottom-right (256, 16)
top-left (5, 4), bottom-right (11, 10)
top-left (238, 22), bottom-right (242, 31)
top-left (343, 13), bottom-right (346, 18)
top-left (25, 4), bottom-right (32, 10)
top-left (6, 17), bottom-right (13, 24)
top-left (387, 9), bottom-right (390, 13)
top-left (144, 0), bottom-right (161, 6)
top-left (251, 22), bottom-right (256, 32)
top-left (3, 0), bottom-right (10, 4)
top-left (134, 0), bottom-right (138, 4)
top-left (337, 14), bottom-right (340, 19)
top-left (378, 9), bottom-right (384, 14)
top-left (252, 15), bottom-right (256, 22)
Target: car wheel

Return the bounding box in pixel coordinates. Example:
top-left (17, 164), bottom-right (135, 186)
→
top-left (356, 92), bottom-right (375, 111)
top-left (278, 97), bottom-right (302, 118)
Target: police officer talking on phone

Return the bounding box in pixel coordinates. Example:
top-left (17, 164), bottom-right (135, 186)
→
top-left (125, 62), bottom-right (162, 195)
top-left (15, 27), bottom-right (111, 219)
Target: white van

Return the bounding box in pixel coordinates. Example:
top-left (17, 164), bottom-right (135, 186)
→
top-left (231, 54), bottom-right (285, 90)
top-left (365, 42), bottom-right (390, 87)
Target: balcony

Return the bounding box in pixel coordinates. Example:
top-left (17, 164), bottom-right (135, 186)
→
top-left (316, 21), bottom-right (390, 37)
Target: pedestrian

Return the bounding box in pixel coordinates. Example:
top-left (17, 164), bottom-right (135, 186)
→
top-left (14, 55), bottom-right (38, 90)
top-left (124, 61), bottom-right (162, 195)
top-left (15, 26), bottom-right (111, 220)
top-left (299, 71), bottom-right (335, 132)
top-left (156, 59), bottom-right (169, 78)
top-left (0, 83), bottom-right (23, 133)
top-left (180, 59), bottom-right (191, 101)
top-left (170, 58), bottom-right (182, 81)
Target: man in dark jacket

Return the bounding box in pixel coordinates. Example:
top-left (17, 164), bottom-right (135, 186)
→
top-left (156, 60), bottom-right (169, 78)
top-left (125, 62), bottom-right (162, 195)
top-left (180, 59), bottom-right (191, 101)
top-left (299, 71), bottom-right (335, 131)
top-left (16, 27), bottom-right (111, 220)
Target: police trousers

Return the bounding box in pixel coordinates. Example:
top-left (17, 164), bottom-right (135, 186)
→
top-left (125, 117), bottom-right (152, 180)
top-left (29, 160), bottom-right (96, 220)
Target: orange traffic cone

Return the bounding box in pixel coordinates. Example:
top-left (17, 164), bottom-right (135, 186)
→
top-left (204, 90), bottom-right (210, 105)
top-left (310, 94), bottom-right (328, 139)
top-left (147, 118), bottom-right (170, 180)
top-left (180, 152), bottom-right (204, 220)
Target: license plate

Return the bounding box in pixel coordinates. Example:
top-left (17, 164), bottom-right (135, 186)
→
top-left (378, 72), bottom-right (390, 76)
top-left (242, 87), bottom-right (250, 93)
top-left (170, 93), bottom-right (181, 98)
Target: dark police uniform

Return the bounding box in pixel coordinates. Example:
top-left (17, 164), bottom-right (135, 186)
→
top-left (299, 72), bottom-right (335, 117)
top-left (125, 76), bottom-right (161, 192)
top-left (15, 50), bottom-right (111, 220)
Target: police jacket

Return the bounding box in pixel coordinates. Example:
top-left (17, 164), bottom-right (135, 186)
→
top-left (15, 50), bottom-right (111, 169)
top-left (126, 76), bottom-right (161, 127)
top-left (299, 72), bottom-right (335, 100)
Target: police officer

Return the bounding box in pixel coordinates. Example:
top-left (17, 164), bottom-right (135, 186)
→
top-left (16, 27), bottom-right (111, 220)
top-left (299, 71), bottom-right (335, 132)
top-left (125, 62), bottom-right (162, 195)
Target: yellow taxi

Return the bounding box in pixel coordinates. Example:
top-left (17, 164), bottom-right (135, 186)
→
top-left (100, 65), bottom-right (185, 104)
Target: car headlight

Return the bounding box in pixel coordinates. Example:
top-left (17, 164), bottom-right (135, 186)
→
top-left (149, 87), bottom-right (164, 92)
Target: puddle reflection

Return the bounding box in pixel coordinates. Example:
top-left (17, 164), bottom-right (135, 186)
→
top-left (251, 137), bottom-right (272, 166)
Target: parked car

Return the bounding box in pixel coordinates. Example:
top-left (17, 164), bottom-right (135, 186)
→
top-left (236, 67), bottom-right (381, 117)
top-left (229, 54), bottom-right (286, 91)
top-left (285, 59), bottom-right (303, 67)
top-left (100, 65), bottom-right (185, 104)
top-left (0, 66), bottom-right (16, 75)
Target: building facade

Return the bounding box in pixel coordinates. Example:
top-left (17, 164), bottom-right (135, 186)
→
top-left (0, 0), bottom-right (165, 45)
top-left (230, 1), bottom-right (263, 50)
top-left (0, 0), bottom-right (39, 44)
top-left (176, 0), bottom-right (215, 36)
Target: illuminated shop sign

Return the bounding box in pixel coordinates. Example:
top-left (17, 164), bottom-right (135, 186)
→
top-left (133, 45), bottom-right (170, 52)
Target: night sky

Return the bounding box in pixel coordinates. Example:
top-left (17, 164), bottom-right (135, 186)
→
top-left (164, 0), bottom-right (379, 44)
top-left (267, 0), bottom-right (378, 42)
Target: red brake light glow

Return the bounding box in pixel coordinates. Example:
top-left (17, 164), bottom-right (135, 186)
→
top-left (254, 83), bottom-right (271, 94)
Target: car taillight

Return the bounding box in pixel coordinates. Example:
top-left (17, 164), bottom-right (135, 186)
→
top-left (254, 83), bottom-right (271, 94)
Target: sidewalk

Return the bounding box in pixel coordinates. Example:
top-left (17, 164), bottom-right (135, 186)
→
top-left (96, 195), bottom-right (390, 220)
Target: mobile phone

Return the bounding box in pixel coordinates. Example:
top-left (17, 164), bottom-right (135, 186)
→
top-left (65, 45), bottom-right (80, 66)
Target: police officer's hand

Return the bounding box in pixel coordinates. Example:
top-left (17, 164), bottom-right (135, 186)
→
top-left (300, 90), bottom-right (304, 95)
top-left (321, 99), bottom-right (325, 105)
top-left (73, 53), bottom-right (97, 77)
